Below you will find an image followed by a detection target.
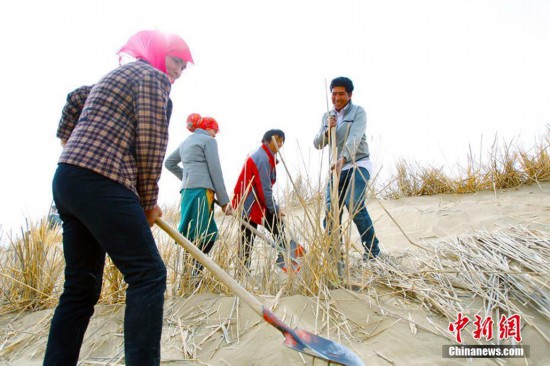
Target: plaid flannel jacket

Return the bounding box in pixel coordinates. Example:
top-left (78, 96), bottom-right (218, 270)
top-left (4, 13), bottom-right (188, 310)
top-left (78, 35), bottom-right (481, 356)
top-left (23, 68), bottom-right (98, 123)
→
top-left (57, 61), bottom-right (172, 210)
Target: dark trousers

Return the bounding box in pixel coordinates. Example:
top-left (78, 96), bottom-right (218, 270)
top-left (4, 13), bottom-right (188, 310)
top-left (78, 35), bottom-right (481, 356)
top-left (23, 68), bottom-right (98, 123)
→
top-left (239, 212), bottom-right (286, 268)
top-left (189, 241), bottom-right (215, 276)
top-left (44, 164), bottom-right (167, 366)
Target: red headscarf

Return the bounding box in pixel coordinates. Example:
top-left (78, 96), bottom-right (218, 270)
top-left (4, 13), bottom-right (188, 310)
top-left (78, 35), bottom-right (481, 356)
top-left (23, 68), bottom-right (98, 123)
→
top-left (200, 117), bottom-right (219, 132)
top-left (186, 113), bottom-right (219, 132)
top-left (118, 30), bottom-right (194, 74)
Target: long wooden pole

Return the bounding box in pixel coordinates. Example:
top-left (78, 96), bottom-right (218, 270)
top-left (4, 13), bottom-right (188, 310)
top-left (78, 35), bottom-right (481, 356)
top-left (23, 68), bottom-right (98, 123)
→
top-left (326, 80), bottom-right (342, 273)
top-left (156, 218), bottom-right (265, 315)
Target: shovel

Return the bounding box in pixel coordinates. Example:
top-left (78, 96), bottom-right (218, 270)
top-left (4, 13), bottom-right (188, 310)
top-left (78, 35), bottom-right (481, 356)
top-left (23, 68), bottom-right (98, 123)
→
top-left (215, 199), bottom-right (305, 265)
top-left (156, 218), bottom-right (364, 366)
top-left (231, 212), bottom-right (305, 261)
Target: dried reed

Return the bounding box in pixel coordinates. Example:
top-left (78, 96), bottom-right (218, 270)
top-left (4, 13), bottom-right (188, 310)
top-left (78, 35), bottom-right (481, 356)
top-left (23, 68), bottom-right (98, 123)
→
top-left (362, 226), bottom-right (550, 344)
top-left (0, 219), bottom-right (63, 312)
top-left (382, 130), bottom-right (550, 199)
top-left (0, 131), bottom-right (548, 364)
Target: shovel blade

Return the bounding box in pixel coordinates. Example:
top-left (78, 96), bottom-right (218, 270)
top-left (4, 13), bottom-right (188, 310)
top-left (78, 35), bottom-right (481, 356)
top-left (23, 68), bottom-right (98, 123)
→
top-left (283, 329), bottom-right (364, 366)
top-left (263, 308), bottom-right (364, 366)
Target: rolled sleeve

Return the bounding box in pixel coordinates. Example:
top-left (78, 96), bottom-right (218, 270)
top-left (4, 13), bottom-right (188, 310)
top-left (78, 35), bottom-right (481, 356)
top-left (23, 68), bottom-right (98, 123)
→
top-left (313, 113), bottom-right (330, 149)
top-left (56, 85), bottom-right (92, 142)
top-left (165, 147), bottom-right (183, 180)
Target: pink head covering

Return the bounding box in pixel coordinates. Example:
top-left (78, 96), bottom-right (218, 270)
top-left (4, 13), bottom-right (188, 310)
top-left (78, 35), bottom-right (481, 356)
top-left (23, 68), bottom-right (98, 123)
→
top-left (118, 30), bottom-right (194, 74)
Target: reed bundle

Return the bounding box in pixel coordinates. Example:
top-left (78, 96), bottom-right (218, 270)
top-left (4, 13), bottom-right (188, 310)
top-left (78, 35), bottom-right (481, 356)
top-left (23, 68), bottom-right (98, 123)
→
top-left (362, 225), bottom-right (550, 344)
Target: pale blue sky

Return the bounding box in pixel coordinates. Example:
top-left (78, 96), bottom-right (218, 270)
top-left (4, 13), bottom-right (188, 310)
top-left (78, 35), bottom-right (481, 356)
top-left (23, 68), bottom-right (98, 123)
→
top-left (1, 0), bottom-right (549, 237)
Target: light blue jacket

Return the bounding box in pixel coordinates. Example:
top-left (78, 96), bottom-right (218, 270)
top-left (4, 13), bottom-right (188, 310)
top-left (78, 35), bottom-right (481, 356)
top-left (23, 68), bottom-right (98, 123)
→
top-left (165, 129), bottom-right (230, 206)
top-left (313, 102), bottom-right (370, 164)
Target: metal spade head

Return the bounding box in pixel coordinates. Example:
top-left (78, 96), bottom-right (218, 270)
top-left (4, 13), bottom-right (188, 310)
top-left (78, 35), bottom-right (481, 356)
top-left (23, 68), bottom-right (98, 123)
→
top-left (263, 308), bottom-right (364, 366)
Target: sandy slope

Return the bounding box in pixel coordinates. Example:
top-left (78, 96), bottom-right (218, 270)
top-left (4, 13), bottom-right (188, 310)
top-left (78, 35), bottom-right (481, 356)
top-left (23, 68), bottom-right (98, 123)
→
top-left (372, 182), bottom-right (550, 250)
top-left (1, 183), bottom-right (548, 365)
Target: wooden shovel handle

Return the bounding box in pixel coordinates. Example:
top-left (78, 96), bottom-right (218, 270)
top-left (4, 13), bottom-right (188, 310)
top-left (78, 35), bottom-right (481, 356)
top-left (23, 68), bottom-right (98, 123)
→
top-left (155, 218), bottom-right (264, 317)
top-left (214, 199), bottom-right (278, 249)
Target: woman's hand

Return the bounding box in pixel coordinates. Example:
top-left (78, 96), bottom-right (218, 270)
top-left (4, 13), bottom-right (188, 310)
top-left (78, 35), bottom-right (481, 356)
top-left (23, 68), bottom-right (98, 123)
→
top-left (222, 204), bottom-right (233, 216)
top-left (145, 205), bottom-right (163, 227)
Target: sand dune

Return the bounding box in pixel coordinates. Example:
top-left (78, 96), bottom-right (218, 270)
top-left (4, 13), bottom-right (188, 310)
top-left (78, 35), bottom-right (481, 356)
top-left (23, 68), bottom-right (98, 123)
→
top-left (1, 183), bottom-right (548, 365)
top-left (372, 183), bottom-right (549, 248)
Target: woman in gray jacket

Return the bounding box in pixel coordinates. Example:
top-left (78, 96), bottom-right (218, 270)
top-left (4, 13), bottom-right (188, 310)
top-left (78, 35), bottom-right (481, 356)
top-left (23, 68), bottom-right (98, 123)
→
top-left (165, 113), bottom-right (232, 272)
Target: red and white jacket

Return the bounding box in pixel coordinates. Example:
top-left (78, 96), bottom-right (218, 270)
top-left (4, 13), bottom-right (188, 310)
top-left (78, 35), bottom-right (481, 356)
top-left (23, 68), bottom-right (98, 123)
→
top-left (232, 143), bottom-right (279, 225)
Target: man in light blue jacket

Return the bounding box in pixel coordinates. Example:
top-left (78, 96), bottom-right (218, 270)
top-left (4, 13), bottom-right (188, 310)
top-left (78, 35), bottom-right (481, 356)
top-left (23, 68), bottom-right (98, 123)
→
top-left (313, 77), bottom-right (380, 261)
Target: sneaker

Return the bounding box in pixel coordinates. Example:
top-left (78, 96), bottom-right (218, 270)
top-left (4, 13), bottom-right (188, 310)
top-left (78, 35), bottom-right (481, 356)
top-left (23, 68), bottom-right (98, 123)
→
top-left (289, 240), bottom-right (306, 258)
top-left (363, 251), bottom-right (383, 263)
top-left (276, 253), bottom-right (285, 269)
top-left (363, 243), bottom-right (380, 261)
top-left (282, 259), bottom-right (301, 273)
top-left (294, 244), bottom-right (306, 258)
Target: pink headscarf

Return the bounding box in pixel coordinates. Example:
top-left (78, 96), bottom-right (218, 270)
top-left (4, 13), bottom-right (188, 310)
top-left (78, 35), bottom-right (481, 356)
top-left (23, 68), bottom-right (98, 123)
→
top-left (118, 30), bottom-right (194, 74)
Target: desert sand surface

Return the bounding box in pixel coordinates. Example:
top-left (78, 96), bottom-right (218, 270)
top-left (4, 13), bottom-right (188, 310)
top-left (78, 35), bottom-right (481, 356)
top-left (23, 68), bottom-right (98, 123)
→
top-left (1, 183), bottom-right (548, 365)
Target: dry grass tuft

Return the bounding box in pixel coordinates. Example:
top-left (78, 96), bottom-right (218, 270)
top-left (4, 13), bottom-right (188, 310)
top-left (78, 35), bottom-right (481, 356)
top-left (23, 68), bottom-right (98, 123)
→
top-left (0, 220), bottom-right (63, 313)
top-left (358, 225), bottom-right (550, 343)
top-left (0, 130), bottom-right (549, 363)
top-left (518, 135), bottom-right (550, 183)
top-left (1, 130), bottom-right (548, 315)
top-left (381, 131), bottom-right (550, 199)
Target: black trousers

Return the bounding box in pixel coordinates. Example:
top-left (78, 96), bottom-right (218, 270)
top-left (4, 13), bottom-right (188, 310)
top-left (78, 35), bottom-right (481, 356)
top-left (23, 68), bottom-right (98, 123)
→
top-left (44, 164), bottom-right (166, 366)
top-left (239, 211), bottom-right (286, 268)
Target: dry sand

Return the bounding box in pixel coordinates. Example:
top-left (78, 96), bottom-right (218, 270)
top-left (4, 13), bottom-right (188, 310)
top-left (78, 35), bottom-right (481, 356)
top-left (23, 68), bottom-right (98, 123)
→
top-left (1, 183), bottom-right (549, 365)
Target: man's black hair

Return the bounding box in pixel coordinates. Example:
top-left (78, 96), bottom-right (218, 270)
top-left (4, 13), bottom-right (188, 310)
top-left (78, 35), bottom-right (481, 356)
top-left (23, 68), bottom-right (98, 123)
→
top-left (330, 77), bottom-right (354, 94)
top-left (262, 129), bottom-right (285, 143)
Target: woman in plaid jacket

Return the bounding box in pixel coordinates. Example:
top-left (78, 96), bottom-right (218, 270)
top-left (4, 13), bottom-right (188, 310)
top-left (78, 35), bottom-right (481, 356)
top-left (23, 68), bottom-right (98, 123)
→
top-left (44, 30), bottom-right (193, 366)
